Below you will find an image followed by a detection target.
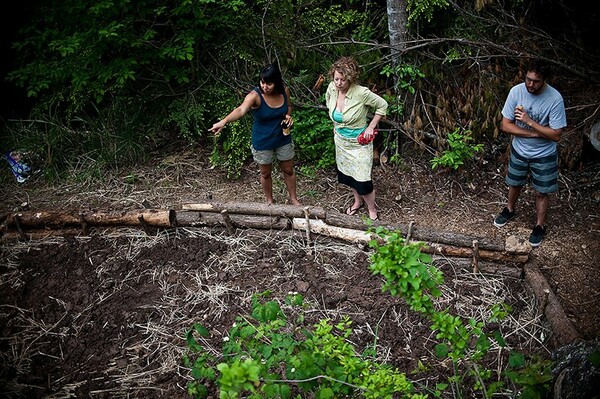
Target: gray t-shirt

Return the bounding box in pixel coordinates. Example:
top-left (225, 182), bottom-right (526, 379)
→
top-left (501, 82), bottom-right (567, 158)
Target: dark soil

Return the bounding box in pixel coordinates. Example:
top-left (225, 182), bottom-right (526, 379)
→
top-left (1, 145), bottom-right (599, 398)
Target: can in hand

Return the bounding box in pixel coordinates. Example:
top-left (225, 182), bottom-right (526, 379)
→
top-left (282, 121), bottom-right (291, 136)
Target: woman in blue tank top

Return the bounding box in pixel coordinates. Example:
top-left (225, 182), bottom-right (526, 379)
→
top-left (209, 64), bottom-right (301, 205)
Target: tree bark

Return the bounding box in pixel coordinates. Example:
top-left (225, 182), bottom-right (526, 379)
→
top-left (293, 218), bottom-right (529, 263)
top-left (523, 261), bottom-right (582, 346)
top-left (423, 243), bottom-right (529, 263)
top-left (386, 0), bottom-right (408, 69)
top-left (186, 204), bottom-right (514, 252)
top-left (324, 211), bottom-right (510, 252)
top-left (176, 210), bottom-right (289, 230)
top-left (6, 209), bottom-right (176, 228)
top-left (292, 218), bottom-right (374, 244)
top-left (182, 202), bottom-right (326, 219)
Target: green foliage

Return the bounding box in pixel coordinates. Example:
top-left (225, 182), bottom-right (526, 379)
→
top-left (6, 0), bottom-right (378, 179)
top-left (389, 153), bottom-right (405, 167)
top-left (217, 359), bottom-right (262, 399)
top-left (407, 0), bottom-right (451, 23)
top-left (368, 227), bottom-right (553, 397)
top-left (5, 0), bottom-right (260, 178)
top-left (184, 292), bottom-right (424, 399)
top-left (292, 106), bottom-right (336, 173)
top-left (380, 64), bottom-right (425, 95)
top-left (8, 0), bottom-right (373, 111)
top-left (167, 94), bottom-right (209, 144)
top-left (8, 0), bottom-right (250, 107)
top-left (206, 86), bottom-right (256, 179)
top-left (368, 228), bottom-right (443, 314)
top-left (590, 349), bottom-right (600, 366)
top-left (209, 119), bottom-right (251, 180)
top-left (431, 128), bottom-right (483, 170)
top-left (381, 94), bottom-right (405, 119)
top-left (505, 353), bottom-right (553, 399)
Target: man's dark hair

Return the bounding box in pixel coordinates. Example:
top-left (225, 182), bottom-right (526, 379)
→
top-left (259, 64), bottom-right (285, 94)
top-left (526, 58), bottom-right (552, 81)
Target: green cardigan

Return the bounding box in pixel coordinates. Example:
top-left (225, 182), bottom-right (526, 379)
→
top-left (325, 81), bottom-right (388, 132)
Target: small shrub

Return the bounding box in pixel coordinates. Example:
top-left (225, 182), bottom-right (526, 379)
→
top-left (291, 106), bottom-right (336, 172)
top-left (431, 127), bottom-right (483, 170)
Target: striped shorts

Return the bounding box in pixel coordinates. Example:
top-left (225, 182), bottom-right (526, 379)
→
top-left (506, 146), bottom-right (558, 193)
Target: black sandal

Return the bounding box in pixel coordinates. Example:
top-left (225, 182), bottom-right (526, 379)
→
top-left (346, 202), bottom-right (364, 216)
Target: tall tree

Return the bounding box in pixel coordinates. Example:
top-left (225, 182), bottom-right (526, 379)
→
top-left (386, 0), bottom-right (408, 86)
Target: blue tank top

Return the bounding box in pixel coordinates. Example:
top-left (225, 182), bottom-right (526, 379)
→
top-left (250, 87), bottom-right (291, 151)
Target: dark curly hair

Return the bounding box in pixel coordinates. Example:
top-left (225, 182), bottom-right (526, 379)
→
top-left (525, 58), bottom-right (552, 81)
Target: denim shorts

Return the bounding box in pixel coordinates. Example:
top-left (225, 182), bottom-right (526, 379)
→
top-left (506, 146), bottom-right (558, 193)
top-left (251, 143), bottom-right (295, 165)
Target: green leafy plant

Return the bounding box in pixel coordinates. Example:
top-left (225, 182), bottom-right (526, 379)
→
top-left (184, 291), bottom-right (426, 399)
top-left (207, 88), bottom-right (255, 179)
top-left (167, 94), bottom-right (209, 144)
top-left (209, 119), bottom-right (252, 180)
top-left (431, 127), bottom-right (483, 170)
top-left (2, 98), bottom-right (150, 181)
top-left (292, 106), bottom-right (336, 172)
top-left (381, 94), bottom-right (405, 118)
top-left (368, 228), bottom-right (443, 314)
top-left (505, 352), bottom-right (553, 399)
top-left (380, 64), bottom-right (425, 95)
top-left (389, 153), bottom-right (405, 167)
top-left (407, 0), bottom-right (451, 22)
top-left (367, 227), bottom-right (552, 397)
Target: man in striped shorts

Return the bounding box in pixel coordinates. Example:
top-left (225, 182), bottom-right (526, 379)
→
top-left (494, 59), bottom-right (567, 247)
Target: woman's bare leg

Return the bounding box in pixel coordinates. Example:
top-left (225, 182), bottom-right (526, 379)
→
top-left (258, 163), bottom-right (274, 204)
top-left (279, 159), bottom-right (301, 205)
top-left (362, 190), bottom-right (378, 220)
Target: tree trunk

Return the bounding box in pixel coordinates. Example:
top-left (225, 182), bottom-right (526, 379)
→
top-left (2, 204), bottom-right (530, 264)
top-left (385, 0), bottom-right (411, 160)
top-left (182, 204), bottom-right (518, 252)
top-left (423, 243), bottom-right (529, 263)
top-left (386, 0), bottom-right (408, 69)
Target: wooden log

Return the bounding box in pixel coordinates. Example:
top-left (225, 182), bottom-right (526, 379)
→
top-left (523, 261), bottom-right (582, 346)
top-left (424, 243), bottom-right (529, 263)
top-left (433, 257), bottom-right (523, 278)
top-left (176, 210), bottom-right (289, 230)
top-left (292, 218), bottom-right (529, 263)
top-left (292, 218), bottom-right (375, 244)
top-left (5, 209), bottom-right (176, 228)
top-left (324, 211), bottom-right (511, 252)
top-left (182, 202), bottom-right (327, 219)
